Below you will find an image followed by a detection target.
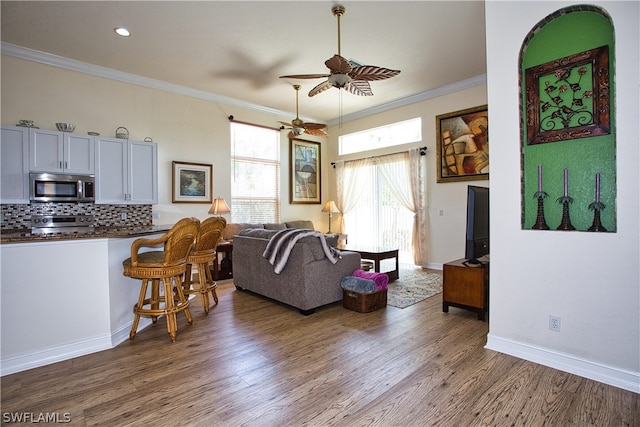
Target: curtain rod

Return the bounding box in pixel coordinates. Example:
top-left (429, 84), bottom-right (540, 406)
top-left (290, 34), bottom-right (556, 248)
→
top-left (330, 146), bottom-right (427, 168)
top-left (228, 115), bottom-right (281, 132)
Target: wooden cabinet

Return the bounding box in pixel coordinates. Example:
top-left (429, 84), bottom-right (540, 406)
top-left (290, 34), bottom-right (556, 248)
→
top-left (94, 137), bottom-right (157, 204)
top-left (29, 128), bottom-right (94, 174)
top-left (1, 126), bottom-right (30, 204)
top-left (442, 258), bottom-right (489, 321)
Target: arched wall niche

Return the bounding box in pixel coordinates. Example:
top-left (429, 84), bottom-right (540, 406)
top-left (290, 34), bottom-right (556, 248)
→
top-left (519, 5), bottom-right (616, 232)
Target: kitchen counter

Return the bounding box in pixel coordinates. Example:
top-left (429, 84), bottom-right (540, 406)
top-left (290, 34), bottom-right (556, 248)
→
top-left (0, 224), bottom-right (173, 243)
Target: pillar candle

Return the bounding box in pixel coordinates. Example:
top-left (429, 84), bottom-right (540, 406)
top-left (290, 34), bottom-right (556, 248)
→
top-left (538, 165), bottom-right (542, 192)
top-left (596, 173), bottom-right (600, 202)
top-left (564, 168), bottom-right (568, 197)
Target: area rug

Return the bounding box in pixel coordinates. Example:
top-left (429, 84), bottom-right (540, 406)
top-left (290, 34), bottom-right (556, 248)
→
top-left (387, 267), bottom-right (442, 308)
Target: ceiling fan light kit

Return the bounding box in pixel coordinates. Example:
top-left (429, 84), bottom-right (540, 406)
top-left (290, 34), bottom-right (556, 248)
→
top-left (279, 4), bottom-right (400, 98)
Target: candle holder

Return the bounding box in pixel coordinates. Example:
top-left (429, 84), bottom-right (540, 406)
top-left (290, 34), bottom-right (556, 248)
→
top-left (556, 195), bottom-right (575, 231)
top-left (532, 191), bottom-right (549, 230)
top-left (587, 201), bottom-right (607, 232)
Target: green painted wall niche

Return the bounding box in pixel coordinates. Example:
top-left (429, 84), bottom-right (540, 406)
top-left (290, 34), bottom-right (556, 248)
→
top-left (520, 6), bottom-right (616, 232)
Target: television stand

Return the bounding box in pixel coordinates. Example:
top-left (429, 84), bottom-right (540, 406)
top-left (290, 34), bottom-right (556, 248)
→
top-left (442, 258), bottom-right (489, 321)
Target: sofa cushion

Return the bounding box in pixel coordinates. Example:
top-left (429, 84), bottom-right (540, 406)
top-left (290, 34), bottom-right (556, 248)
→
top-left (285, 220), bottom-right (315, 230)
top-left (264, 223), bottom-right (287, 230)
top-left (237, 228), bottom-right (279, 240)
top-left (224, 223), bottom-right (264, 240)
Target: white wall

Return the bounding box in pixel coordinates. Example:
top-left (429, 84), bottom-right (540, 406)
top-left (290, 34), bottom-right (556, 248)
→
top-left (485, 1), bottom-right (639, 393)
top-left (326, 84), bottom-right (489, 268)
top-left (0, 55), bottom-right (326, 228)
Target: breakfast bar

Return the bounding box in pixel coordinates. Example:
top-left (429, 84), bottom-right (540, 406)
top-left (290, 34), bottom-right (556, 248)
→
top-left (0, 225), bottom-right (172, 376)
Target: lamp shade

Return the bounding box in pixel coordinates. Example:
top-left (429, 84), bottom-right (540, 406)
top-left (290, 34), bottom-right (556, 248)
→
top-left (208, 197), bottom-right (231, 215)
top-left (322, 200), bottom-right (340, 214)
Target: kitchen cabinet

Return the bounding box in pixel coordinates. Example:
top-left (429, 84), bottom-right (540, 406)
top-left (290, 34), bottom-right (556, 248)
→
top-left (29, 128), bottom-right (95, 174)
top-left (1, 126), bottom-right (30, 204)
top-left (95, 137), bottom-right (158, 204)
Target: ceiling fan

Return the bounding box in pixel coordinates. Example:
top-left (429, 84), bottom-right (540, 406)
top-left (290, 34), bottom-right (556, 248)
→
top-left (279, 84), bottom-right (328, 138)
top-left (280, 4), bottom-right (401, 97)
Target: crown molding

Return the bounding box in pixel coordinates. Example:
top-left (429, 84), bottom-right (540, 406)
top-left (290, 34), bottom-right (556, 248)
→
top-left (0, 42), bottom-right (297, 120)
top-left (326, 74), bottom-right (487, 127)
top-left (2, 42), bottom-right (485, 126)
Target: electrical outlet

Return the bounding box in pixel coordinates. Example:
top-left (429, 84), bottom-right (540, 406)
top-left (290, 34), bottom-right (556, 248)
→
top-left (152, 212), bottom-right (160, 219)
top-left (549, 315), bottom-right (561, 332)
top-left (121, 212), bottom-right (127, 220)
top-left (438, 209), bottom-right (444, 216)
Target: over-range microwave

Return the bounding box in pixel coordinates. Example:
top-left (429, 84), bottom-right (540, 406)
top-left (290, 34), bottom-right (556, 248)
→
top-left (29, 172), bottom-right (95, 203)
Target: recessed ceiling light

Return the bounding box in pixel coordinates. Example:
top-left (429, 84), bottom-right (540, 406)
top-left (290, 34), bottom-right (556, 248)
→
top-left (114, 27), bottom-right (131, 37)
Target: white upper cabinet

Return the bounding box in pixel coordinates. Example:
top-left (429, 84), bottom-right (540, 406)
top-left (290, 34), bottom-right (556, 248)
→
top-left (29, 128), bottom-right (95, 174)
top-left (1, 126), bottom-right (30, 204)
top-left (95, 137), bottom-right (157, 204)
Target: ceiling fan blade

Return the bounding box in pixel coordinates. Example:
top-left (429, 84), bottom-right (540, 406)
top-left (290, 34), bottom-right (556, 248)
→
top-left (345, 80), bottom-right (373, 96)
top-left (278, 121), bottom-right (293, 127)
top-left (280, 73), bottom-right (329, 80)
top-left (302, 122), bottom-right (326, 130)
top-left (304, 128), bottom-right (328, 137)
top-left (308, 80), bottom-right (334, 97)
top-left (325, 54), bottom-right (353, 74)
top-left (288, 131), bottom-right (297, 139)
top-left (349, 65), bottom-right (401, 81)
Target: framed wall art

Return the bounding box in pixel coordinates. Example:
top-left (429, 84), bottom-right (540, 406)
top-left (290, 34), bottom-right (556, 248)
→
top-left (436, 105), bottom-right (489, 183)
top-left (172, 161), bottom-right (212, 203)
top-left (524, 45), bottom-right (610, 145)
top-left (290, 138), bottom-right (321, 204)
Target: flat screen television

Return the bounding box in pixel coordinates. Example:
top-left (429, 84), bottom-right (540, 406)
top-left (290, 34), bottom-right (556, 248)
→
top-left (465, 185), bottom-right (489, 265)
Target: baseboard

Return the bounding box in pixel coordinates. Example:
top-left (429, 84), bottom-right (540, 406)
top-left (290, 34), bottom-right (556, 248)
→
top-left (1, 335), bottom-right (112, 377)
top-left (1, 318), bottom-right (153, 377)
top-left (486, 334), bottom-right (640, 394)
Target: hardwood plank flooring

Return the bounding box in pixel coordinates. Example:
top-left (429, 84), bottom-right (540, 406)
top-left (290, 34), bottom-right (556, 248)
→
top-left (2, 279), bottom-right (638, 426)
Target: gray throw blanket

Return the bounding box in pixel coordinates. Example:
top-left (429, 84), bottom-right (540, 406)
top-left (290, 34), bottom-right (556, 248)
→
top-left (263, 229), bottom-right (341, 274)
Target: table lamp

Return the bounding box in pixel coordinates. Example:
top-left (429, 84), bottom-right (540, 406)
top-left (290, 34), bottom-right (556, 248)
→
top-left (209, 196), bottom-right (231, 218)
top-left (322, 200), bottom-right (340, 234)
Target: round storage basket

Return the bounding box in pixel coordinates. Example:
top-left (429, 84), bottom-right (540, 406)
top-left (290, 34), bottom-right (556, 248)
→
top-left (115, 127), bottom-right (129, 139)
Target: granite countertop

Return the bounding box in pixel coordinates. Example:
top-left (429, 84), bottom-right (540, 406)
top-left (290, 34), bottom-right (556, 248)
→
top-left (0, 224), bottom-right (174, 244)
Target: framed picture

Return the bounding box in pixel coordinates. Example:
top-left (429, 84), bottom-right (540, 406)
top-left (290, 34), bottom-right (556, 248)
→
top-left (172, 161), bottom-right (212, 203)
top-left (524, 45), bottom-right (610, 145)
top-left (436, 105), bottom-right (489, 183)
top-left (290, 138), bottom-right (321, 204)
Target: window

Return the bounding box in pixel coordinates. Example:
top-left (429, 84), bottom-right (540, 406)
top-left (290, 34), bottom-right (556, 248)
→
top-left (230, 122), bottom-right (280, 223)
top-left (338, 118), bottom-right (421, 155)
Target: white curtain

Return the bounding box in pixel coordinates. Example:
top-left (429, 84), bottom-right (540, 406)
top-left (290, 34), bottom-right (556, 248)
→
top-left (337, 148), bottom-right (429, 267)
top-left (335, 157), bottom-right (374, 234)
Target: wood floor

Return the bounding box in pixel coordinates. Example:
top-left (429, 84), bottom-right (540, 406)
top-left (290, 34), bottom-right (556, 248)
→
top-left (2, 278), bottom-right (638, 426)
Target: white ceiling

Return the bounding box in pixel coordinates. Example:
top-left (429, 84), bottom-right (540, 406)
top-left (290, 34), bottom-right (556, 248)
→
top-left (1, 1), bottom-right (487, 125)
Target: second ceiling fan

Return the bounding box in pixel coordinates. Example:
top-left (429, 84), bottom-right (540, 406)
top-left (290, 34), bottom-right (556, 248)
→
top-left (279, 84), bottom-right (327, 139)
top-left (280, 4), bottom-right (401, 97)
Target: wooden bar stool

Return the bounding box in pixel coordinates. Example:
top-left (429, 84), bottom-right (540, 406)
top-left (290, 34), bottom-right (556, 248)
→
top-left (123, 217), bottom-right (199, 342)
top-left (182, 216), bottom-right (226, 314)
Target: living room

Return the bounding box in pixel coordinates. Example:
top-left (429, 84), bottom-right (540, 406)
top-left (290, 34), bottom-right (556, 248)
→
top-left (0, 0), bottom-right (638, 419)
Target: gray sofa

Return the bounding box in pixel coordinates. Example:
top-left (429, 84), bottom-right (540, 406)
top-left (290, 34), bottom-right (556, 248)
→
top-left (232, 228), bottom-right (361, 314)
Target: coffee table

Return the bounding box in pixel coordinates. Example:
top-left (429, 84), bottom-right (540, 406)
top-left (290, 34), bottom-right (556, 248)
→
top-left (343, 245), bottom-right (399, 282)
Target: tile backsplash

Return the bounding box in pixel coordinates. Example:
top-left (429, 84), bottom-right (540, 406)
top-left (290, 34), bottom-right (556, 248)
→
top-left (1, 203), bottom-right (152, 230)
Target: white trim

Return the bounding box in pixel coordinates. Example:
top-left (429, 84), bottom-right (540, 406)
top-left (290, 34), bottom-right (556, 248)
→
top-left (1, 318), bottom-right (152, 376)
top-left (486, 334), bottom-right (640, 394)
top-left (0, 42), bottom-right (304, 122)
top-left (327, 74), bottom-right (487, 126)
top-left (0, 335), bottom-right (112, 376)
top-left (1, 42), bottom-right (485, 127)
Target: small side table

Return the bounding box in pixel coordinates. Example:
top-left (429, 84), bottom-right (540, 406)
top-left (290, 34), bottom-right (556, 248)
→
top-left (442, 258), bottom-right (489, 321)
top-left (212, 241), bottom-right (233, 281)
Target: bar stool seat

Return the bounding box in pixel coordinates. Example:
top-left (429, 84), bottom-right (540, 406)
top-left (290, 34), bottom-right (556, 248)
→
top-left (123, 217), bottom-right (199, 342)
top-left (183, 217), bottom-right (226, 314)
